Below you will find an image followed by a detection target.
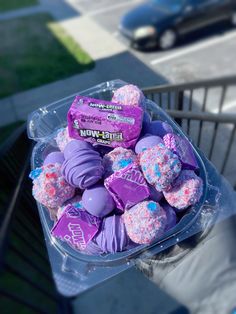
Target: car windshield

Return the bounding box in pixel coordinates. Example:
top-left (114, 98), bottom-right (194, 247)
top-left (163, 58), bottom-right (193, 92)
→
top-left (151, 0), bottom-right (184, 13)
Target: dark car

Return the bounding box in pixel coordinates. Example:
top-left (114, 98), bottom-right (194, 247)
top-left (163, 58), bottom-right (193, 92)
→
top-left (119, 0), bottom-right (236, 50)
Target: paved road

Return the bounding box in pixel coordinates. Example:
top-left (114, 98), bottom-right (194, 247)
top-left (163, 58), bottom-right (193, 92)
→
top-left (71, 0), bottom-right (236, 86)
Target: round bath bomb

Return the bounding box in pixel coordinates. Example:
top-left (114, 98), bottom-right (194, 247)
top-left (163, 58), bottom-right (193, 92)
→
top-left (139, 143), bottom-right (182, 191)
top-left (112, 84), bottom-right (145, 107)
top-left (93, 215), bottom-right (133, 253)
top-left (103, 147), bottom-right (137, 177)
top-left (55, 127), bottom-right (73, 151)
top-left (143, 120), bottom-right (173, 138)
top-left (57, 194), bottom-right (82, 219)
top-left (82, 183), bottom-right (115, 218)
top-left (148, 185), bottom-right (163, 202)
top-left (30, 164), bottom-right (75, 209)
top-left (163, 170), bottom-right (203, 211)
top-left (124, 201), bottom-right (167, 244)
top-left (44, 152), bottom-right (65, 165)
top-left (161, 203), bottom-right (177, 231)
top-left (135, 135), bottom-right (163, 154)
top-left (62, 140), bottom-right (104, 189)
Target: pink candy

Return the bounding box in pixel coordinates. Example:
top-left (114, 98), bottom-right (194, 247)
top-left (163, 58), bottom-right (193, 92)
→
top-left (163, 170), bottom-right (203, 210)
top-left (139, 143), bottom-right (182, 191)
top-left (55, 127), bottom-right (73, 152)
top-left (123, 200), bottom-right (167, 244)
top-left (30, 164), bottom-right (75, 209)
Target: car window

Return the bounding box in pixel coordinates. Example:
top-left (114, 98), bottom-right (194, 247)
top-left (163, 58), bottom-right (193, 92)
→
top-left (152, 0), bottom-right (185, 12)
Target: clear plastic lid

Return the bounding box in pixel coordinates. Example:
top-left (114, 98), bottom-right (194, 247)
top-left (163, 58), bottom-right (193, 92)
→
top-left (27, 80), bottom-right (219, 296)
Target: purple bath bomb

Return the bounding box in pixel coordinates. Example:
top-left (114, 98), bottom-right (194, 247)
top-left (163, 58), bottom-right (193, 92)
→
top-left (112, 84), bottom-right (145, 107)
top-left (163, 170), bottom-right (203, 211)
top-left (161, 203), bottom-right (177, 231)
top-left (62, 140), bottom-right (104, 189)
top-left (124, 201), bottom-right (167, 244)
top-left (82, 183), bottom-right (115, 218)
top-left (93, 215), bottom-right (133, 253)
top-left (135, 135), bottom-right (163, 154)
top-left (148, 185), bottom-right (163, 202)
top-left (44, 152), bottom-right (65, 165)
top-left (143, 120), bottom-right (173, 138)
top-left (163, 133), bottom-right (198, 170)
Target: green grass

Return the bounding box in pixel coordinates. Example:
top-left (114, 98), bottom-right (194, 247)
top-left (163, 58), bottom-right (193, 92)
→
top-left (0, 13), bottom-right (94, 99)
top-left (0, 0), bottom-right (38, 12)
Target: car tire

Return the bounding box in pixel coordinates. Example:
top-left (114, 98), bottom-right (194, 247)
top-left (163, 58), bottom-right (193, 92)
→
top-left (231, 12), bottom-right (236, 26)
top-left (158, 29), bottom-right (177, 50)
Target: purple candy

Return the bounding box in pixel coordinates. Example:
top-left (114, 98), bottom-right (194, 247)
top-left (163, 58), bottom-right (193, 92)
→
top-left (62, 140), bottom-right (104, 189)
top-left (162, 203), bottom-right (177, 231)
top-left (82, 183), bottom-right (115, 218)
top-left (64, 139), bottom-right (94, 159)
top-left (135, 135), bottom-right (163, 154)
top-left (148, 185), bottom-right (163, 202)
top-left (93, 215), bottom-right (133, 253)
top-left (104, 163), bottom-right (150, 211)
top-left (43, 152), bottom-right (65, 165)
top-left (143, 120), bottom-right (173, 138)
top-left (67, 95), bottom-right (143, 148)
top-left (163, 133), bottom-right (198, 170)
top-left (51, 205), bottom-right (101, 251)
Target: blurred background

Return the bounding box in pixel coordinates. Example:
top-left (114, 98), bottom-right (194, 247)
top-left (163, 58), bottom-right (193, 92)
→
top-left (0, 0), bottom-right (236, 313)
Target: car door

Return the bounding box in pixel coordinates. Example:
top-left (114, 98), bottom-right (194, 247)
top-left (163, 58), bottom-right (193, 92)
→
top-left (176, 0), bottom-right (223, 35)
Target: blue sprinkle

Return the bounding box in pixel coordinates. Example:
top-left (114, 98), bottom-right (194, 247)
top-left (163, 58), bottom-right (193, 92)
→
top-left (141, 148), bottom-right (147, 152)
top-left (74, 202), bottom-right (82, 209)
top-left (29, 167), bottom-right (43, 180)
top-left (154, 164), bottom-right (161, 178)
top-left (118, 158), bottom-right (132, 169)
top-left (147, 202), bottom-right (157, 212)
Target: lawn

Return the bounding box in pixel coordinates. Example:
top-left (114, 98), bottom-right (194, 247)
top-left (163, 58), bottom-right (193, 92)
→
top-left (0, 0), bottom-right (38, 12)
top-left (0, 13), bottom-right (94, 99)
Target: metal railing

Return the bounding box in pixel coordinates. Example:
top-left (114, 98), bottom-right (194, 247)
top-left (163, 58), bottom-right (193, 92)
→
top-left (0, 126), bottom-right (72, 314)
top-left (143, 76), bottom-right (236, 189)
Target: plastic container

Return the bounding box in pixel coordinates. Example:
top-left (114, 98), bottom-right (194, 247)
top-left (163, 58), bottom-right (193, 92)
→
top-left (27, 80), bottom-right (219, 296)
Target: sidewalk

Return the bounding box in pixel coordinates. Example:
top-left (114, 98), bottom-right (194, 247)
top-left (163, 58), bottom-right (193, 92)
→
top-left (0, 1), bottom-right (166, 126)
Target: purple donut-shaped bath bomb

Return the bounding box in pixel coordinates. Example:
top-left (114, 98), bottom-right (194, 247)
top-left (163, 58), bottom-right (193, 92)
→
top-left (82, 183), bottom-right (115, 218)
top-left (139, 143), bottom-right (182, 191)
top-left (93, 215), bottom-right (133, 253)
top-left (44, 152), bottom-right (65, 165)
top-left (163, 170), bottom-right (203, 211)
top-left (143, 120), bottom-right (173, 138)
top-left (112, 84), bottom-right (145, 108)
top-left (135, 135), bottom-right (163, 154)
top-left (62, 140), bottom-right (104, 189)
top-left (124, 201), bottom-right (167, 244)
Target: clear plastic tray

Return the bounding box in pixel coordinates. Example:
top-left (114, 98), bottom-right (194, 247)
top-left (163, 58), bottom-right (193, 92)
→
top-left (27, 80), bottom-right (218, 296)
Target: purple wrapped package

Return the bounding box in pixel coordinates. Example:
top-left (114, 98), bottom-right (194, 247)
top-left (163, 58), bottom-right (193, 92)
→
top-left (163, 133), bottom-right (198, 170)
top-left (51, 205), bottom-right (100, 251)
top-left (67, 96), bottom-right (143, 148)
top-left (104, 163), bottom-right (150, 211)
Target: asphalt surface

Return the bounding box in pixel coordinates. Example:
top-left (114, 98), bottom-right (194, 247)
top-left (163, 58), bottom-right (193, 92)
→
top-left (72, 0), bottom-right (236, 88)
